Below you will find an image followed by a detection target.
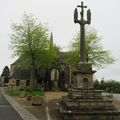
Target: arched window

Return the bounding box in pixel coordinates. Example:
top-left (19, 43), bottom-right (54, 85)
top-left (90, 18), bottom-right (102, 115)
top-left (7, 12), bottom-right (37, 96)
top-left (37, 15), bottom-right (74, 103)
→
top-left (83, 78), bottom-right (88, 83)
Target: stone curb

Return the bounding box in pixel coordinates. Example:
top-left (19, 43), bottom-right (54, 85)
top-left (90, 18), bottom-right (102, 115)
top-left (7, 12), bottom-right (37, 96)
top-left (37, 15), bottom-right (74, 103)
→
top-left (3, 94), bottom-right (40, 120)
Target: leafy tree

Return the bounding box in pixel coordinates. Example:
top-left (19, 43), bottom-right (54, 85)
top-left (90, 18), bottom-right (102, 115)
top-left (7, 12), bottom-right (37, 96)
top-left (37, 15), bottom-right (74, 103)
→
top-left (1, 66), bottom-right (10, 83)
top-left (9, 13), bottom-right (57, 89)
top-left (99, 80), bottom-right (120, 93)
top-left (67, 27), bottom-right (115, 69)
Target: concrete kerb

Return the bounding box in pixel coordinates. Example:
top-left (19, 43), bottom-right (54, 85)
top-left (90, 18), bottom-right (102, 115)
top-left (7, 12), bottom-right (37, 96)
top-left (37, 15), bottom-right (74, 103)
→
top-left (44, 96), bottom-right (51, 120)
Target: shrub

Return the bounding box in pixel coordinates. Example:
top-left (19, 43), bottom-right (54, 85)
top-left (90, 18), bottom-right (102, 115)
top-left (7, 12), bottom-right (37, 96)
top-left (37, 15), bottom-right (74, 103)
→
top-left (27, 90), bottom-right (44, 96)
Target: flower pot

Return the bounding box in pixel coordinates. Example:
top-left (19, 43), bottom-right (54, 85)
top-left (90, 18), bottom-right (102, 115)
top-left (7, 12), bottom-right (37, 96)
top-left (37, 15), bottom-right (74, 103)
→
top-left (31, 96), bottom-right (44, 106)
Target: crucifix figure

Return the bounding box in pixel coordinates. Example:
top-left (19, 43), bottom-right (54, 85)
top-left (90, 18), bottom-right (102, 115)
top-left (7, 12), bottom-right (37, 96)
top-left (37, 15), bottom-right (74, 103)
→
top-left (74, 1), bottom-right (91, 62)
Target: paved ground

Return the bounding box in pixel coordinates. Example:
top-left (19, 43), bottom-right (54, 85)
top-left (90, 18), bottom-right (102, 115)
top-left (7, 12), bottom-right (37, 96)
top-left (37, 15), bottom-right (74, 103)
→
top-left (0, 88), bottom-right (23, 120)
top-left (113, 94), bottom-right (120, 101)
top-left (2, 87), bottom-right (120, 120)
top-left (112, 94), bottom-right (120, 109)
top-left (1, 87), bottom-right (68, 120)
top-left (12, 92), bottom-right (120, 120)
top-left (12, 92), bottom-right (67, 120)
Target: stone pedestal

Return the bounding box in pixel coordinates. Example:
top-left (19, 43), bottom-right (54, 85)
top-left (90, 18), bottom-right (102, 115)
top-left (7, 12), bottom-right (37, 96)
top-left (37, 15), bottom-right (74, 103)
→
top-left (58, 63), bottom-right (120, 120)
top-left (58, 89), bottom-right (120, 120)
top-left (73, 62), bottom-right (96, 89)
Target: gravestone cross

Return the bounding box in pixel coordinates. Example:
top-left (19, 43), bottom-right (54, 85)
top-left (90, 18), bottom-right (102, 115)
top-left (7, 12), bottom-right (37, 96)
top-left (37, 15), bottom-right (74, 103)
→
top-left (74, 1), bottom-right (91, 62)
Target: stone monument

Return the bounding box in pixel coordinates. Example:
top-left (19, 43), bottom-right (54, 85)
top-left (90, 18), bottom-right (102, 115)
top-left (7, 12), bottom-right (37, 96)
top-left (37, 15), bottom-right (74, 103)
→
top-left (58, 1), bottom-right (120, 120)
top-left (51, 68), bottom-right (59, 90)
top-left (73, 1), bottom-right (95, 89)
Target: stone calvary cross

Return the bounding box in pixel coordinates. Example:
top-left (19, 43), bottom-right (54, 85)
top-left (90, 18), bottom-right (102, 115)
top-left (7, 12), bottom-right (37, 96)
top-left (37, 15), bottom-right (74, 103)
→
top-left (58, 2), bottom-right (120, 119)
top-left (74, 1), bottom-right (91, 62)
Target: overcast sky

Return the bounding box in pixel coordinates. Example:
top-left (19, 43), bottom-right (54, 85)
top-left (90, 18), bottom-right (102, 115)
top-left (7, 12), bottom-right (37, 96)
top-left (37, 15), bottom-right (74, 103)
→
top-left (0, 0), bottom-right (120, 81)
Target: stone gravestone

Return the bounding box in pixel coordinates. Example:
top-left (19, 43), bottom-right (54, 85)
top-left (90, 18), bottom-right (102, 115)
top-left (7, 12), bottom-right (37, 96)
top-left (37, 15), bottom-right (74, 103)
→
top-left (58, 1), bottom-right (120, 120)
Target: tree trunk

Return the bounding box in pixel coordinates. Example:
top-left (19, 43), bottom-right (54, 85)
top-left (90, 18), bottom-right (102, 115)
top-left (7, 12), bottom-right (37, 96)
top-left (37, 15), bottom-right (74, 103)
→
top-left (30, 64), bottom-right (37, 90)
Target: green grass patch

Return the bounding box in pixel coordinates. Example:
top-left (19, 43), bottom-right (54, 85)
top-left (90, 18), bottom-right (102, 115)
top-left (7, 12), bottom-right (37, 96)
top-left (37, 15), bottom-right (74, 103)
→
top-left (5, 89), bottom-right (20, 96)
top-left (5, 86), bottom-right (44, 97)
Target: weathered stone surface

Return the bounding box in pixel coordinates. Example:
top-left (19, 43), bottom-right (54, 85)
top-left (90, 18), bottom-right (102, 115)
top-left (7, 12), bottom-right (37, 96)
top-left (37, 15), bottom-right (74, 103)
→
top-left (58, 89), bottom-right (120, 120)
top-left (73, 63), bottom-right (95, 89)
